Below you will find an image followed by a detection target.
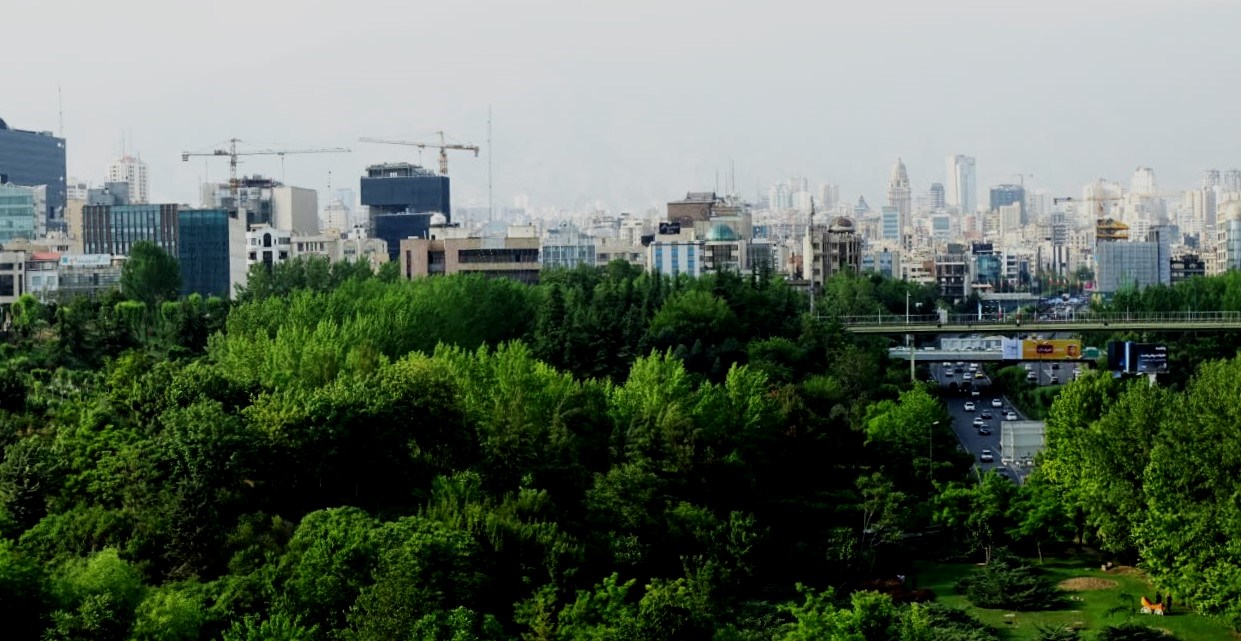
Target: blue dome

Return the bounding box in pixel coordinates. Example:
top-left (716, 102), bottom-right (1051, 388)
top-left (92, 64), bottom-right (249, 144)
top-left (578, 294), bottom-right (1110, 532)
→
top-left (705, 223), bottom-right (739, 241)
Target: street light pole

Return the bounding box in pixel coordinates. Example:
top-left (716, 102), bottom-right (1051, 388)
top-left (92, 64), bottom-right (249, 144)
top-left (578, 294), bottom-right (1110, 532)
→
top-left (929, 420), bottom-right (940, 481)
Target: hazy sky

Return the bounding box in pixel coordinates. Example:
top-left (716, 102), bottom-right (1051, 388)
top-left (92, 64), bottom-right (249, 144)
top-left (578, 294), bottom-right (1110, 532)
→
top-left (4, 0), bottom-right (1240, 214)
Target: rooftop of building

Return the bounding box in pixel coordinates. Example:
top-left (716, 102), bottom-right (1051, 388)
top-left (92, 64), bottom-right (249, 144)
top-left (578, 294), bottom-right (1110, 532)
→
top-left (365, 163), bottom-right (439, 178)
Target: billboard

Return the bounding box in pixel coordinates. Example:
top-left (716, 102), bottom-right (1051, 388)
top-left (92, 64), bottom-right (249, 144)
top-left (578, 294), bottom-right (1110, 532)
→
top-left (1021, 339), bottom-right (1082, 360)
top-left (1129, 343), bottom-right (1169, 374)
top-left (1106, 341), bottom-right (1170, 374)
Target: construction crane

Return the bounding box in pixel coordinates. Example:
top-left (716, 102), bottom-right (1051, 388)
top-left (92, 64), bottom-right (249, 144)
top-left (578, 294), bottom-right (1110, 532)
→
top-left (180, 138), bottom-right (351, 200)
top-left (358, 131), bottom-right (479, 175)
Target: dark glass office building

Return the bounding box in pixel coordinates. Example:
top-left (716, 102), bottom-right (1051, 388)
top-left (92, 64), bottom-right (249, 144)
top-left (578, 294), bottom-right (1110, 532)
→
top-left (178, 209), bottom-right (232, 298)
top-left (374, 212), bottom-right (437, 263)
top-left (0, 117), bottom-right (66, 221)
top-left (989, 184), bottom-right (1025, 215)
top-left (361, 163), bottom-right (449, 217)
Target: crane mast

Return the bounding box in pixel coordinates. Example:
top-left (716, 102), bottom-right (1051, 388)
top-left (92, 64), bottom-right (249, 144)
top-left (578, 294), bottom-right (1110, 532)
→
top-left (359, 131), bottom-right (480, 175)
top-left (181, 138), bottom-right (351, 202)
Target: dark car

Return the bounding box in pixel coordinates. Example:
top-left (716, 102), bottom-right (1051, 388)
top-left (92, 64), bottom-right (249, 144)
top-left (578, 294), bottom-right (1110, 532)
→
top-left (978, 427), bottom-right (992, 436)
top-left (980, 410), bottom-right (993, 420)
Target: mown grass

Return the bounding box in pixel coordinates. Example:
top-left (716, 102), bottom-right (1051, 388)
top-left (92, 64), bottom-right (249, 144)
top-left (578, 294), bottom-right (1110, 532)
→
top-left (915, 557), bottom-right (1236, 640)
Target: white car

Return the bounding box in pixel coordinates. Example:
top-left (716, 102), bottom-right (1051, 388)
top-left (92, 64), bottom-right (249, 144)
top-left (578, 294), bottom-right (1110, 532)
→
top-left (980, 449), bottom-right (994, 463)
top-left (1006, 411), bottom-right (1018, 421)
top-left (972, 417), bottom-right (985, 427)
top-left (964, 401), bottom-right (976, 411)
top-left (991, 399), bottom-right (1003, 408)
top-left (1024, 363), bottom-right (1033, 371)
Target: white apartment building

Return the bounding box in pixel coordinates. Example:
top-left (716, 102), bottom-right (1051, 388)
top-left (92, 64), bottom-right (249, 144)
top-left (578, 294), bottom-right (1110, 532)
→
top-left (106, 155), bottom-right (149, 204)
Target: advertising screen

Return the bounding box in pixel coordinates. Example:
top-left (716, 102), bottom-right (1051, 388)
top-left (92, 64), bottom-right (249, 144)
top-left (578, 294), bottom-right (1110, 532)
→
top-left (1129, 343), bottom-right (1169, 374)
top-left (1020, 339), bottom-right (1082, 360)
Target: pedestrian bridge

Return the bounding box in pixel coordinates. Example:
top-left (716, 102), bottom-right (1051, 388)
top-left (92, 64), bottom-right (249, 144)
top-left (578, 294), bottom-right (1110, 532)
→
top-left (839, 311), bottom-right (1241, 335)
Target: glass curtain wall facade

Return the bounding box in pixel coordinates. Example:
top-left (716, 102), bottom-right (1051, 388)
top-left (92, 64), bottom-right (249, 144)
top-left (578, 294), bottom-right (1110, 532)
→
top-left (178, 209), bottom-right (231, 297)
top-left (0, 183), bottom-right (37, 242)
top-left (0, 121), bottom-right (66, 221)
top-left (83, 204), bottom-right (179, 255)
top-left (374, 212), bottom-right (435, 263)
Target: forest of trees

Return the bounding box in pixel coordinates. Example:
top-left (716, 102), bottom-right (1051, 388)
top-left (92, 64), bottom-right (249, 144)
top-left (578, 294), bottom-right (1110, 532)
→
top-left (2, 243), bottom-right (1241, 640)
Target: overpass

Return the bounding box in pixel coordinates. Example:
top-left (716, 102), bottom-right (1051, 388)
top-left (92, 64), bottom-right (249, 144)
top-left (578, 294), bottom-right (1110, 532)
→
top-left (838, 311), bottom-right (1241, 335)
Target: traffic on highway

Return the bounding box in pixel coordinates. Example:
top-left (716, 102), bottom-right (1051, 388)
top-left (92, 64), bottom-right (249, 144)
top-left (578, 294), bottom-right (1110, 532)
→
top-left (928, 362), bottom-right (1033, 484)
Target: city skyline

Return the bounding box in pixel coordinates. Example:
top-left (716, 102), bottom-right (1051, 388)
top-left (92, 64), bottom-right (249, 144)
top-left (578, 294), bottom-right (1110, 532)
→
top-left (4, 0), bottom-right (1240, 213)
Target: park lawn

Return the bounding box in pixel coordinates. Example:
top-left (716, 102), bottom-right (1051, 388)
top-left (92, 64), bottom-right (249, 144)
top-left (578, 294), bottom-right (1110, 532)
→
top-left (915, 558), bottom-right (1237, 641)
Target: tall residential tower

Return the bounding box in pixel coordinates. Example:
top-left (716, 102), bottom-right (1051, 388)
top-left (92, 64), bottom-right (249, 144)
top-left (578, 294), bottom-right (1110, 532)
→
top-left (945, 154), bottom-right (976, 214)
top-left (106, 155), bottom-right (149, 204)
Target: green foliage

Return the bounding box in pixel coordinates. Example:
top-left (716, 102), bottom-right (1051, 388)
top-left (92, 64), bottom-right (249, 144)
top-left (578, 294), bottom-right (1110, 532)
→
top-left (121, 241), bottom-right (182, 306)
top-left (1095, 622), bottom-right (1180, 641)
top-left (954, 550), bottom-right (1064, 611)
top-left (0, 538), bottom-right (49, 640)
top-left (129, 582), bottom-right (207, 641)
top-left (221, 613), bottom-right (319, 641)
top-left (1035, 625), bottom-right (1082, 641)
top-left (45, 548), bottom-right (146, 641)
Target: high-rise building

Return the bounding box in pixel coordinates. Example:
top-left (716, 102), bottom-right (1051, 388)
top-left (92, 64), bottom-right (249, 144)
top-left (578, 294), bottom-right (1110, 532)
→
top-left (322, 196), bottom-right (350, 232)
top-left (929, 183), bottom-right (946, 210)
top-left (106, 155), bottom-right (149, 204)
top-left (1094, 226), bottom-right (1171, 293)
top-left (1131, 167), bottom-right (1158, 196)
top-left (989, 184), bottom-right (1026, 220)
top-left (1203, 169), bottom-right (1221, 190)
top-left (945, 155), bottom-right (977, 213)
top-left (881, 206), bottom-right (901, 241)
top-left (178, 208), bottom-right (245, 298)
top-left (0, 182), bottom-right (37, 242)
top-left (887, 158), bottom-right (911, 235)
top-left (1027, 189), bottom-right (1049, 220)
top-left (361, 163), bottom-right (450, 257)
top-left (0, 117), bottom-right (66, 223)
top-left (1225, 170), bottom-right (1241, 194)
top-left (818, 183), bottom-right (840, 210)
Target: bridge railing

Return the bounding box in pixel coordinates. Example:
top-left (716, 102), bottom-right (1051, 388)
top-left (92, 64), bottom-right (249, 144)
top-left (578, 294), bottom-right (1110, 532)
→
top-left (835, 310), bottom-right (1241, 327)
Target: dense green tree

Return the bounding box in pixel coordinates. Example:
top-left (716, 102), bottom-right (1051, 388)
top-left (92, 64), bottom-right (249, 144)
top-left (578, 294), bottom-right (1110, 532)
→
top-left (121, 241), bottom-right (182, 307)
top-left (0, 538), bottom-right (50, 641)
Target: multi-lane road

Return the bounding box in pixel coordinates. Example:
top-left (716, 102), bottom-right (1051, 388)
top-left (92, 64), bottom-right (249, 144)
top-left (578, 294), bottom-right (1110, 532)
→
top-left (929, 362), bottom-right (1032, 484)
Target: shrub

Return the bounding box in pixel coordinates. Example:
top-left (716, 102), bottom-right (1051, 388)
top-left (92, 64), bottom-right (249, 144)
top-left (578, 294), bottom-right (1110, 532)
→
top-left (1096, 622), bottom-right (1180, 641)
top-left (955, 549), bottom-right (1064, 611)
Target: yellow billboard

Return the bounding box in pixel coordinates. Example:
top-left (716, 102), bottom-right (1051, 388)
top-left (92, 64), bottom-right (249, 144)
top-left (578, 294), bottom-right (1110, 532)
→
top-left (1021, 339), bottom-right (1082, 360)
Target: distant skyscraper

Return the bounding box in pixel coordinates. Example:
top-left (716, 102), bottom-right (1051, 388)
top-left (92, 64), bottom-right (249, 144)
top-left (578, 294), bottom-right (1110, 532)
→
top-left (1203, 169), bottom-right (1221, 190)
top-left (768, 182), bottom-right (793, 211)
top-left (945, 155), bottom-right (976, 213)
top-left (929, 183), bottom-right (945, 210)
top-left (1224, 169), bottom-right (1241, 193)
top-left (818, 183), bottom-right (839, 209)
top-left (106, 155), bottom-right (149, 204)
top-left (887, 158), bottom-right (911, 235)
top-left (989, 184), bottom-right (1025, 212)
top-left (1130, 167), bottom-right (1158, 196)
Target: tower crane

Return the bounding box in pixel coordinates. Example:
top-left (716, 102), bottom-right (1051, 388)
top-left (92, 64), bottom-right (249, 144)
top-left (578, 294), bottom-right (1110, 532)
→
top-left (358, 131), bottom-right (479, 175)
top-left (180, 138), bottom-right (351, 200)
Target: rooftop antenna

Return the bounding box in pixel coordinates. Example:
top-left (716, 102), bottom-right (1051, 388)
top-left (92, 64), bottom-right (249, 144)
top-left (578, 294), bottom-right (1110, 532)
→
top-left (57, 86), bottom-right (64, 138)
top-left (488, 105), bottom-right (494, 223)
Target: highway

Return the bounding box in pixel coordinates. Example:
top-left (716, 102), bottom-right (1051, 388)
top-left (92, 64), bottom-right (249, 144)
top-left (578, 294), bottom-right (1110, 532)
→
top-left (929, 362), bottom-right (1031, 484)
